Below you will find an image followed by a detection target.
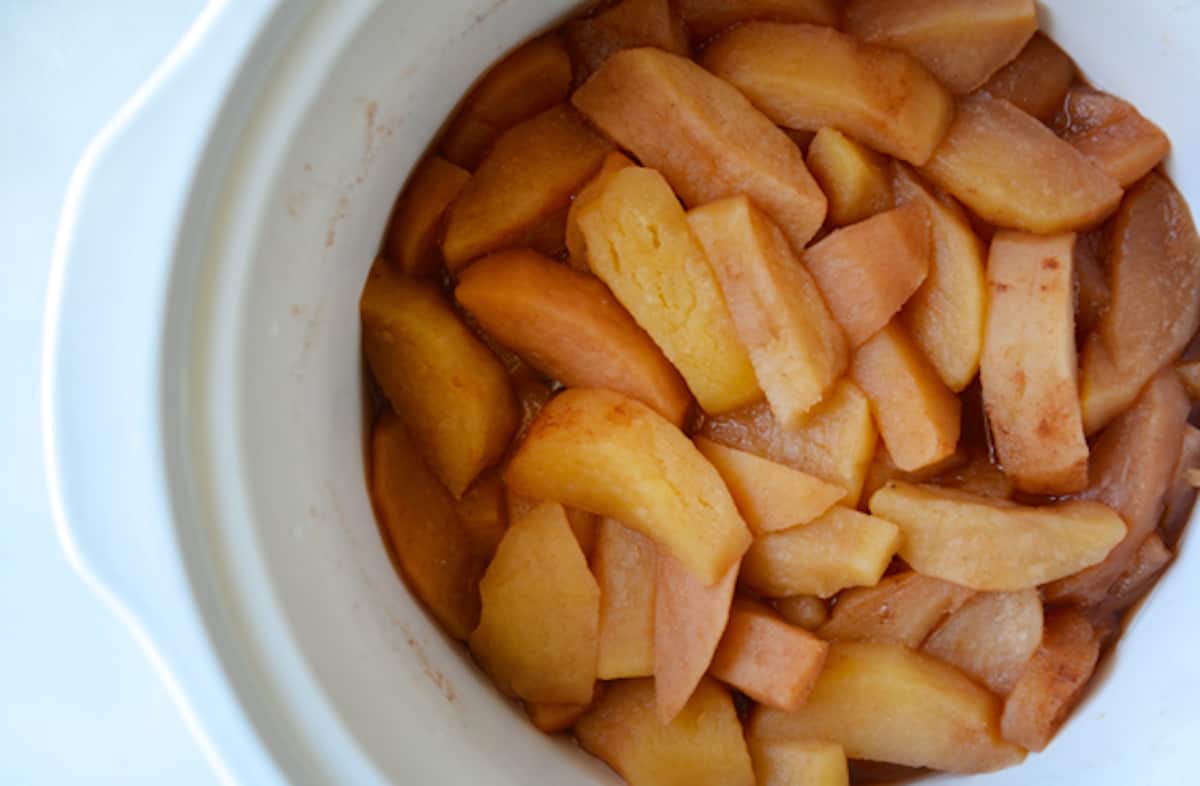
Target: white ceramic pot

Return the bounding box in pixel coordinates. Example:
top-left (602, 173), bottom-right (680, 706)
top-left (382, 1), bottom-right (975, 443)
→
top-left (43, 1), bottom-right (1200, 784)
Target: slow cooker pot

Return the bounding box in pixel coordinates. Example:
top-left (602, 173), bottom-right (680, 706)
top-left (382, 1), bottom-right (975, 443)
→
top-left (43, 1), bottom-right (1200, 783)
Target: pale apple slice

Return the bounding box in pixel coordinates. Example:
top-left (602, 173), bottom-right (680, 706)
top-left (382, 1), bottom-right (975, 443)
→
top-left (384, 156), bottom-right (470, 275)
top-left (593, 519), bottom-right (657, 679)
top-left (923, 589), bottom-right (1043, 695)
top-left (748, 738), bottom-right (848, 786)
top-left (506, 388), bottom-right (751, 584)
top-left (565, 150), bottom-right (636, 269)
top-left (572, 47), bottom-right (828, 250)
top-left (920, 95), bottom-right (1123, 234)
top-left (752, 641), bottom-right (1025, 773)
top-left (688, 196), bottom-right (848, 424)
top-left (680, 0), bottom-right (837, 40)
top-left (869, 482), bottom-right (1126, 591)
top-left (818, 571), bottom-right (974, 648)
top-left (806, 127), bottom-right (893, 227)
top-left (980, 33), bottom-right (1076, 123)
top-left (701, 22), bottom-right (955, 164)
top-left (505, 491), bottom-right (598, 559)
top-left (565, 0), bottom-right (689, 82)
top-left (773, 596), bottom-right (829, 631)
top-left (1054, 87), bottom-right (1170, 188)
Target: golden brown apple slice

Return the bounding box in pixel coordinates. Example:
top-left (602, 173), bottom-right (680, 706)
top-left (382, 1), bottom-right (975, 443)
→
top-left (1178, 360), bottom-right (1200, 400)
top-left (1046, 369), bottom-right (1189, 603)
top-left (440, 35), bottom-right (573, 169)
top-left (360, 264), bottom-right (519, 497)
top-left (894, 164), bottom-right (986, 391)
top-left (869, 482), bottom-right (1126, 591)
top-left (843, 0), bottom-right (1037, 94)
top-left (1001, 609), bottom-right (1100, 752)
top-left (695, 437), bottom-right (844, 534)
top-left (688, 196), bottom-right (848, 424)
top-left (455, 248), bottom-right (691, 425)
top-left (923, 589), bottom-right (1043, 695)
top-left (851, 323), bottom-right (962, 473)
top-left (710, 598), bottom-right (829, 711)
top-left (506, 389), bottom-right (751, 583)
top-left (742, 507), bottom-right (901, 598)
top-left (370, 412), bottom-right (482, 640)
top-left (469, 501), bottom-right (599, 704)
top-left (701, 22), bottom-right (955, 164)
top-left (593, 519), bottom-right (657, 679)
top-left (682, 0), bottom-right (837, 40)
top-left (698, 380), bottom-right (877, 507)
top-left (818, 571), bottom-right (974, 648)
top-left (981, 231), bottom-right (1089, 494)
top-left (384, 156), bottom-right (470, 275)
top-left (749, 738), bottom-right (848, 786)
top-left (526, 698), bottom-right (593, 734)
top-left (752, 641), bottom-right (1025, 772)
top-left (1054, 87), bottom-right (1170, 188)
top-left (773, 595), bottom-right (828, 631)
top-left (565, 0), bottom-right (689, 82)
top-left (573, 166), bottom-right (761, 414)
top-left (576, 678), bottom-right (756, 786)
top-left (1162, 426), bottom-right (1200, 543)
top-left (805, 204), bottom-right (932, 347)
top-left (920, 95), bottom-right (1123, 234)
top-left (454, 469), bottom-right (507, 565)
top-left (572, 47), bottom-right (828, 251)
top-left (980, 33), bottom-right (1076, 123)
top-left (442, 105), bottom-right (612, 269)
top-left (565, 150), bottom-right (636, 269)
top-left (1088, 533), bottom-right (1171, 627)
top-left (806, 127), bottom-right (893, 227)
top-left (1079, 174), bottom-right (1200, 433)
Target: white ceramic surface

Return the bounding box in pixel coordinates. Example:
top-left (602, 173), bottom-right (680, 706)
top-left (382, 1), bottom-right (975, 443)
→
top-left (44, 1), bottom-right (1200, 784)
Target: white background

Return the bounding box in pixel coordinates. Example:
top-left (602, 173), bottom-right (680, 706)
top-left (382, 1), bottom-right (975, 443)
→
top-left (1, 2), bottom-right (218, 783)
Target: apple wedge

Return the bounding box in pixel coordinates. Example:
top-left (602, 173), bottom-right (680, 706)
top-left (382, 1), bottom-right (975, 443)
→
top-left (752, 641), bottom-right (1025, 773)
top-left (572, 48), bottom-right (828, 251)
top-left (818, 571), bottom-right (974, 648)
top-left (384, 156), bottom-right (470, 275)
top-left (806, 127), bottom-right (893, 227)
top-left (679, 0), bottom-right (836, 41)
top-left (594, 519), bottom-right (657, 680)
top-left (455, 248), bottom-right (691, 425)
top-left (1054, 87), bottom-right (1170, 188)
top-left (505, 491), bottom-right (598, 559)
top-left (1074, 227), bottom-right (1110, 336)
top-left (360, 264), bottom-right (518, 498)
top-left (933, 451), bottom-right (1013, 500)
top-left (923, 590), bottom-right (1043, 695)
top-left (1089, 533), bottom-right (1171, 625)
top-left (920, 95), bottom-right (1123, 234)
top-left (565, 150), bottom-right (636, 269)
top-left (861, 442), bottom-right (963, 504)
top-left (1162, 425), bottom-right (1200, 543)
top-left (454, 469), bottom-right (507, 565)
top-left (526, 699), bottom-right (593, 734)
top-left (749, 738), bottom-right (847, 786)
top-left (701, 22), bottom-right (955, 164)
top-left (505, 389), bottom-right (751, 584)
top-left (565, 0), bottom-right (689, 81)
top-left (981, 33), bottom-right (1076, 123)
top-left (1178, 360), bottom-right (1200, 400)
top-left (869, 482), bottom-right (1126, 591)
top-left (688, 196), bottom-right (848, 424)
top-left (773, 596), bottom-right (828, 632)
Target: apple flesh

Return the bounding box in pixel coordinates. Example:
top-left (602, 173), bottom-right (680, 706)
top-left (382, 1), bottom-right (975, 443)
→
top-left (980, 33), bottom-right (1076, 123)
top-left (679, 0), bottom-right (837, 41)
top-left (806, 127), bottom-right (893, 227)
top-left (565, 0), bottom-right (689, 82)
top-left (384, 156), bottom-right (470, 275)
top-left (818, 571), bottom-right (974, 648)
top-left (923, 589), bottom-right (1043, 695)
top-left (1054, 87), bottom-right (1170, 188)
top-left (593, 519), bottom-right (657, 679)
top-left (772, 595), bottom-right (829, 632)
top-left (748, 738), bottom-right (848, 786)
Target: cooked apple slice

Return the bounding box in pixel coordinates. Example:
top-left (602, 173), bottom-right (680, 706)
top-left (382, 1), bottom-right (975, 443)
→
top-left (360, 264), bottom-right (518, 497)
top-left (505, 491), bottom-right (598, 558)
top-left (806, 127), bottom-right (893, 227)
top-left (565, 150), bottom-right (636, 269)
top-left (1054, 87), bottom-right (1170, 188)
top-left (442, 105), bottom-right (612, 269)
top-left (920, 95), bottom-right (1123, 234)
top-left (752, 641), bottom-right (1025, 772)
top-left (680, 0), bottom-right (836, 41)
top-left (454, 469), bottom-right (507, 564)
top-left (980, 33), bottom-right (1076, 123)
top-left (688, 196), bottom-right (848, 423)
top-left (1046, 369), bottom-right (1189, 603)
top-left (932, 451), bottom-right (1013, 500)
top-left (506, 389), bottom-right (751, 583)
top-left (861, 442), bottom-right (964, 503)
top-left (370, 412), bottom-right (482, 640)
top-left (698, 380), bottom-right (878, 507)
top-left (870, 482), bottom-right (1126, 591)
top-left (1079, 174), bottom-right (1200, 433)
top-left (1074, 226), bottom-right (1110, 336)
top-left (565, 0), bottom-right (689, 81)
top-left (655, 556), bottom-right (738, 721)
top-left (455, 248), bottom-right (691, 424)
top-left (851, 323), bottom-right (962, 473)
top-left (1088, 534), bottom-right (1172, 626)
top-left (710, 598), bottom-right (828, 711)
top-left (773, 596), bottom-right (828, 631)
top-left (526, 698), bottom-right (593, 734)
top-left (469, 501), bottom-right (599, 703)
top-left (818, 571), bottom-right (974, 648)
top-left (742, 506), bottom-right (901, 598)
top-left (843, 0), bottom-right (1036, 94)
top-left (695, 437), bottom-right (843, 534)
top-left (1162, 426), bottom-right (1200, 543)
top-left (981, 231), bottom-right (1089, 494)
top-left (384, 156), bottom-right (470, 275)
top-left (748, 738), bottom-right (848, 786)
top-left (805, 204), bottom-right (932, 347)
top-left (1001, 609), bottom-right (1100, 752)
top-left (1178, 361), bottom-right (1200, 400)
top-left (923, 590), bottom-right (1042, 695)
top-left (893, 164), bottom-right (986, 391)
top-left (701, 22), bottom-right (954, 164)
top-left (576, 678), bottom-right (756, 786)
top-left (572, 48), bottom-right (828, 251)
top-left (594, 519), bottom-right (657, 679)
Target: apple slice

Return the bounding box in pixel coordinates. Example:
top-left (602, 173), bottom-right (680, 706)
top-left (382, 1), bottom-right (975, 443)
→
top-left (454, 469), bottom-right (507, 564)
top-left (748, 738), bottom-right (848, 786)
top-left (526, 699), bottom-right (593, 734)
top-left (679, 0), bottom-right (836, 40)
top-left (861, 441), bottom-right (964, 503)
top-left (506, 388), bottom-right (751, 584)
top-left (1178, 360), bottom-right (1200, 400)
top-left (505, 491), bottom-right (598, 559)
top-left (1162, 425), bottom-right (1200, 544)
top-left (920, 95), bottom-right (1123, 234)
top-left (565, 150), bottom-right (636, 269)
top-left (1074, 226), bottom-right (1110, 336)
top-left (869, 482), bottom-right (1126, 591)
top-left (384, 156), bottom-right (470, 275)
top-left (752, 641), bottom-right (1025, 773)
top-left (594, 519), bottom-right (657, 679)
top-left (701, 22), bottom-right (955, 164)
top-left (981, 231), bottom-right (1089, 494)
top-left (742, 506), bottom-right (901, 598)
top-left (932, 451), bottom-right (1014, 500)
top-left (843, 0), bottom-right (1037, 94)
top-left (773, 596), bottom-right (829, 631)
top-left (818, 571), bottom-right (974, 648)
top-left (805, 204), bottom-right (932, 347)
top-left (455, 248), bottom-right (691, 425)
top-left (572, 47), bottom-right (828, 250)
top-left (1054, 87), bottom-right (1170, 188)
top-left (806, 127), bottom-right (893, 227)
top-left (1088, 533), bottom-right (1172, 626)
top-left (923, 590), bottom-right (1043, 695)
top-left (360, 264), bottom-right (518, 497)
top-left (576, 678), bottom-right (755, 786)
top-left (565, 0), bottom-right (689, 82)
top-left (688, 196), bottom-right (848, 424)
top-left (980, 33), bottom-right (1076, 123)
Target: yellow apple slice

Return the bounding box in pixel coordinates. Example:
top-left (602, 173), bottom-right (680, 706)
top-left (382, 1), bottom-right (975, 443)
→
top-left (806, 127), bottom-right (893, 227)
top-left (748, 738), bottom-right (848, 786)
top-left (818, 571), bottom-right (974, 648)
top-left (772, 595), bottom-right (829, 632)
top-left (384, 156), bottom-right (470, 275)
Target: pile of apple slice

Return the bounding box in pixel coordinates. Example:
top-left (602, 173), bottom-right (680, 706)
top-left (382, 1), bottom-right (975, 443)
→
top-left (360, 0), bottom-right (1200, 783)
